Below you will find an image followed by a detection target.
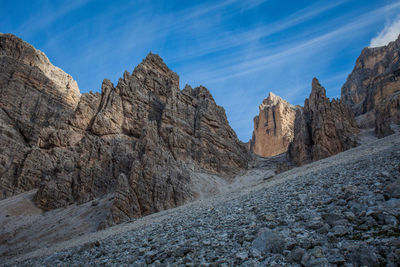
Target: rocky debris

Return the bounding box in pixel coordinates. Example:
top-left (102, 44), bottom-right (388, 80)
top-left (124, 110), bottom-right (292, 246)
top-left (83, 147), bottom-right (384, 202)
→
top-left (0, 190), bottom-right (113, 261)
top-left (289, 78), bottom-right (359, 165)
top-left (249, 92), bottom-right (297, 157)
top-left (341, 34), bottom-right (400, 131)
top-left (0, 34), bottom-right (249, 227)
top-left (15, 133), bottom-right (400, 266)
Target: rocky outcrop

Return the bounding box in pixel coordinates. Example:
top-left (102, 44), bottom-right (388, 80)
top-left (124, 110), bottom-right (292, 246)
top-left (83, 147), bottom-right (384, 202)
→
top-left (249, 92), bottom-right (297, 157)
top-left (341, 34), bottom-right (400, 135)
top-left (0, 34), bottom-right (80, 199)
top-left (289, 78), bottom-right (359, 166)
top-left (375, 92), bottom-right (400, 138)
top-left (0, 34), bottom-right (249, 227)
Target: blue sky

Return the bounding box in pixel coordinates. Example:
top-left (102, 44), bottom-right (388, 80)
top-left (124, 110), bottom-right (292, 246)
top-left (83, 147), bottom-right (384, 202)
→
top-left (1, 0), bottom-right (400, 141)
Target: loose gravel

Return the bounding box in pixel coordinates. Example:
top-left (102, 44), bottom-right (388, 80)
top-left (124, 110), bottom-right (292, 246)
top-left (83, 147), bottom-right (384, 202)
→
top-left (7, 133), bottom-right (400, 266)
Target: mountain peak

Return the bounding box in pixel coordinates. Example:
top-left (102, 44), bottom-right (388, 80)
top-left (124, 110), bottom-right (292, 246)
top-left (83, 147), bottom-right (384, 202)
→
top-left (132, 52), bottom-right (180, 90)
top-left (260, 92), bottom-right (291, 110)
top-left (0, 33), bottom-right (81, 108)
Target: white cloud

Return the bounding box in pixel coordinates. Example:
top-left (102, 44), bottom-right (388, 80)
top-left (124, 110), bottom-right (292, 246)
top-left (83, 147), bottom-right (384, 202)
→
top-left (370, 16), bottom-right (400, 47)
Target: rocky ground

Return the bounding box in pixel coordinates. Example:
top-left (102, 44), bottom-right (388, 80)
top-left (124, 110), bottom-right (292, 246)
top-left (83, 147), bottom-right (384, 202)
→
top-left (3, 131), bottom-right (399, 266)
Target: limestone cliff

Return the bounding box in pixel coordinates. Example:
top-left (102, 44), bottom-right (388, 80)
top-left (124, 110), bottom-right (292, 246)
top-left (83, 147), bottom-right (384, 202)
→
top-left (341, 34), bottom-right (400, 136)
top-left (289, 78), bottom-right (359, 165)
top-left (0, 34), bottom-right (81, 199)
top-left (0, 34), bottom-right (249, 228)
top-left (249, 92), bottom-right (297, 157)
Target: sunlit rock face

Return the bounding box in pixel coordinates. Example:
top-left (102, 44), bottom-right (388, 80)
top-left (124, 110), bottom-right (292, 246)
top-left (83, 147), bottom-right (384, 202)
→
top-left (0, 34), bottom-right (249, 228)
top-left (341, 34), bottom-right (400, 136)
top-left (0, 33), bottom-right (81, 199)
top-left (289, 78), bottom-right (359, 166)
top-left (249, 92), bottom-right (297, 157)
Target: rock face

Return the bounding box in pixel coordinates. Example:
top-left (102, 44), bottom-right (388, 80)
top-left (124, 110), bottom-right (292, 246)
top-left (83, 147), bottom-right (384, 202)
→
top-left (341, 34), bottom-right (400, 136)
top-left (0, 34), bottom-right (249, 227)
top-left (249, 93), bottom-right (297, 157)
top-left (0, 34), bottom-right (81, 199)
top-left (289, 78), bottom-right (359, 166)
top-left (375, 93), bottom-right (400, 138)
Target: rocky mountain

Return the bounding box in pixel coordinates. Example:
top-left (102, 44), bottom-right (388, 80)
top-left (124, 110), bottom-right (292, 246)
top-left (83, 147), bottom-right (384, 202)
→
top-left (289, 78), bottom-right (359, 166)
top-left (249, 92), bottom-right (297, 157)
top-left (0, 33), bottom-right (81, 199)
top-left (0, 33), bottom-right (249, 228)
top-left (341, 34), bottom-right (400, 136)
top-left (12, 131), bottom-right (400, 266)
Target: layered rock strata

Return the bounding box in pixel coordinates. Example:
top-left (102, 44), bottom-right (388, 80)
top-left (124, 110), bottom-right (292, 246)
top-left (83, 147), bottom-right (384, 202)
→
top-left (0, 34), bottom-right (81, 199)
top-left (341, 34), bottom-right (400, 136)
top-left (289, 78), bottom-right (359, 165)
top-left (249, 92), bottom-right (297, 157)
top-left (0, 34), bottom-right (249, 227)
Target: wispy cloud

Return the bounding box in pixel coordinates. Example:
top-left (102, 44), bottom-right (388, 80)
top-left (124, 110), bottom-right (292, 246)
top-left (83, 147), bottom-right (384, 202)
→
top-left (184, 1), bottom-right (400, 85)
top-left (9, 0), bottom-right (399, 141)
top-left (168, 0), bottom-right (348, 63)
top-left (370, 16), bottom-right (400, 47)
top-left (17, 0), bottom-right (92, 37)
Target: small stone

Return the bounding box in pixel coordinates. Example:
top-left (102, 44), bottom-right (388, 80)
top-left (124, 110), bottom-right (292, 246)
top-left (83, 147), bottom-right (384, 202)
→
top-left (249, 247), bottom-right (262, 259)
top-left (349, 244), bottom-right (378, 266)
top-left (327, 233), bottom-right (337, 243)
top-left (344, 211), bottom-right (355, 222)
top-left (384, 180), bottom-right (400, 199)
top-left (332, 225), bottom-right (349, 237)
top-left (307, 220), bottom-right (323, 230)
top-left (310, 246), bottom-right (324, 258)
top-left (251, 228), bottom-right (285, 254)
top-left (317, 223), bottom-right (330, 234)
top-left (235, 252), bottom-right (248, 261)
top-left (263, 175), bottom-right (274, 181)
top-left (380, 171), bottom-right (390, 178)
top-left (287, 247), bottom-right (305, 263)
top-left (202, 240), bottom-right (211, 246)
top-left (327, 250), bottom-right (345, 265)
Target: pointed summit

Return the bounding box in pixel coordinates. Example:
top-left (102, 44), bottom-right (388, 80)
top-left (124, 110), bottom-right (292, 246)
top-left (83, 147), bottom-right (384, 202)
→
top-left (289, 78), bottom-right (358, 165)
top-left (311, 77), bottom-right (326, 96)
top-left (260, 91), bottom-right (293, 110)
top-left (264, 92), bottom-right (280, 105)
top-left (133, 52), bottom-right (180, 90)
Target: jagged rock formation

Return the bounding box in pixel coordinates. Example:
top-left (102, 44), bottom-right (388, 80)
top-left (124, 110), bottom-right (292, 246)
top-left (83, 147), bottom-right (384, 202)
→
top-left (249, 92), bottom-right (297, 157)
top-left (289, 78), bottom-right (359, 166)
top-left (375, 94), bottom-right (400, 138)
top-left (0, 34), bottom-right (249, 227)
top-left (341, 34), bottom-right (400, 136)
top-left (0, 34), bottom-right (81, 199)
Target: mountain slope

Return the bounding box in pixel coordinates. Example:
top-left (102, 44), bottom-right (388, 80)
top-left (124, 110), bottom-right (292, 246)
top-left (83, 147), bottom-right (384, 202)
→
top-left (0, 34), bottom-right (249, 228)
top-left (8, 131), bottom-right (400, 266)
top-left (341, 34), bottom-right (400, 135)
